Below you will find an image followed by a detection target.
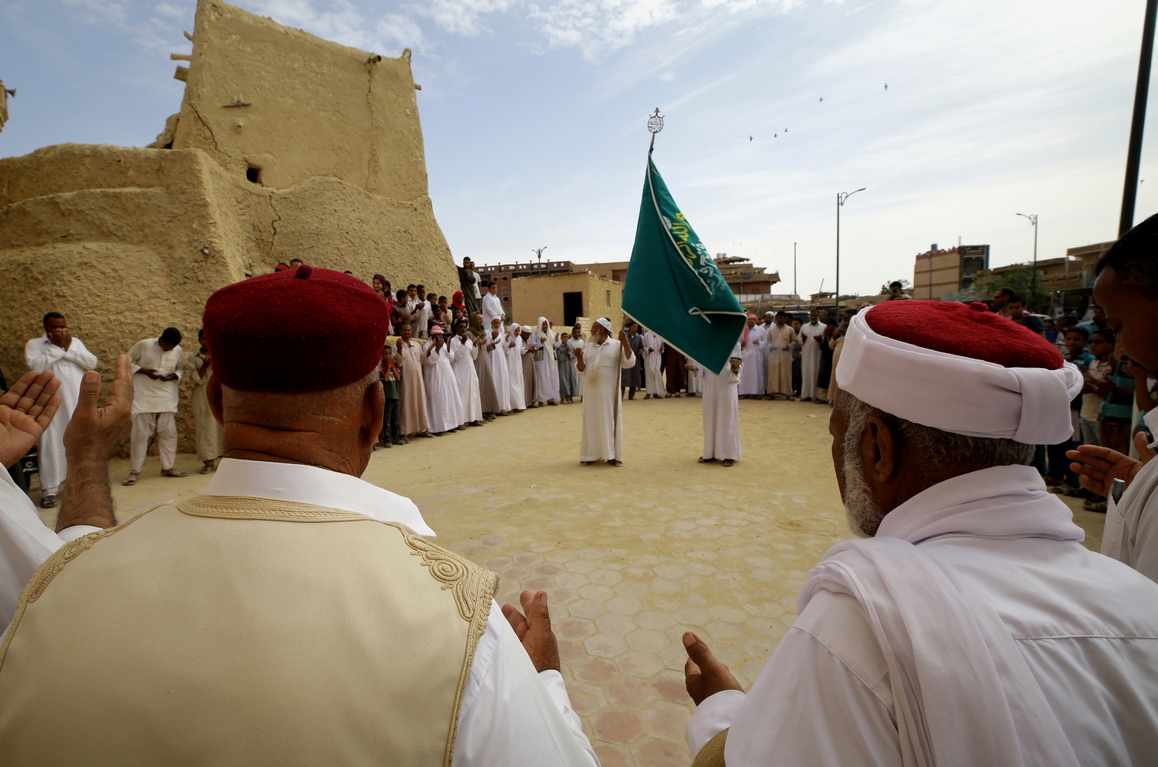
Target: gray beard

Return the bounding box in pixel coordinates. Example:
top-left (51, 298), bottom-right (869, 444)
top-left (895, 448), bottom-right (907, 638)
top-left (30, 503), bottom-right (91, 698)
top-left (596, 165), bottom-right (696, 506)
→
top-left (841, 448), bottom-right (885, 538)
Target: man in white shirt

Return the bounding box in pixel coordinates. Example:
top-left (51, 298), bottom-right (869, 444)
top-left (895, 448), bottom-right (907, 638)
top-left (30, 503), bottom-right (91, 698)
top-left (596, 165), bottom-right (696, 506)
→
top-left (0, 358), bottom-right (132, 628)
top-left (124, 327), bottom-right (186, 485)
top-left (1070, 212), bottom-right (1158, 583)
top-left (0, 267), bottom-right (597, 766)
top-left (24, 312), bottom-right (98, 508)
top-left (413, 284), bottom-right (432, 338)
top-left (682, 299), bottom-right (1158, 765)
top-left (481, 280), bottom-right (505, 330)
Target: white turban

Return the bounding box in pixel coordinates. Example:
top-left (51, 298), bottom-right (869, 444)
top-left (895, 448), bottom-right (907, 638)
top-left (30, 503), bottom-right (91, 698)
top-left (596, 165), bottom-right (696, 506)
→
top-left (836, 303), bottom-right (1083, 445)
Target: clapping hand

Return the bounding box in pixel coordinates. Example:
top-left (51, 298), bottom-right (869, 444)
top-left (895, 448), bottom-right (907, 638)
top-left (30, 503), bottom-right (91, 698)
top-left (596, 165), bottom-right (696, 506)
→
top-left (0, 370), bottom-right (62, 468)
top-left (502, 591), bottom-right (561, 673)
top-left (683, 632), bottom-right (743, 705)
top-left (64, 355), bottom-right (133, 464)
top-left (1068, 441), bottom-right (1153, 497)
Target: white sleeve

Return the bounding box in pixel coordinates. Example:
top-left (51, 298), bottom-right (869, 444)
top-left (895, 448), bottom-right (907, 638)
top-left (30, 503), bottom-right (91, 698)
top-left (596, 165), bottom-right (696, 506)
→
top-left (63, 339), bottom-right (99, 370)
top-left (25, 338), bottom-right (64, 371)
top-left (700, 594), bottom-right (901, 767)
top-left (454, 602), bottom-right (598, 767)
top-left (0, 469), bottom-right (65, 628)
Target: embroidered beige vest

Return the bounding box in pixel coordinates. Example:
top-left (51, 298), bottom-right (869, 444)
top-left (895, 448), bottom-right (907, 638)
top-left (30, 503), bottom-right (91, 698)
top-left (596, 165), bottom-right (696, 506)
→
top-left (0, 496), bottom-right (498, 766)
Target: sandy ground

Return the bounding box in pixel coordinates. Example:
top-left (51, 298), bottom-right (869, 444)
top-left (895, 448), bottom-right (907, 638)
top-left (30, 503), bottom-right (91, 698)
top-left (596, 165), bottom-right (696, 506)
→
top-left (32, 395), bottom-right (1106, 766)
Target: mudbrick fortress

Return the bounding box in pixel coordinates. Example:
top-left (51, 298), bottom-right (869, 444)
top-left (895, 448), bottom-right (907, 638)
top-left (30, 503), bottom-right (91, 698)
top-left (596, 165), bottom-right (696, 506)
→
top-left (0, 0), bottom-right (459, 452)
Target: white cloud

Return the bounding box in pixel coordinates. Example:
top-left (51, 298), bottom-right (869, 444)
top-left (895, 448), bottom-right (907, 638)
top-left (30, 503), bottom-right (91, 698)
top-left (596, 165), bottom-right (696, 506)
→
top-left (413, 0), bottom-right (515, 36)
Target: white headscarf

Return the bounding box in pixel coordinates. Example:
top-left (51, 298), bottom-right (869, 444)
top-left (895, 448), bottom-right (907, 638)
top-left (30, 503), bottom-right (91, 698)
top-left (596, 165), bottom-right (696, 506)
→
top-left (533, 317), bottom-right (556, 347)
top-left (837, 304), bottom-right (1082, 445)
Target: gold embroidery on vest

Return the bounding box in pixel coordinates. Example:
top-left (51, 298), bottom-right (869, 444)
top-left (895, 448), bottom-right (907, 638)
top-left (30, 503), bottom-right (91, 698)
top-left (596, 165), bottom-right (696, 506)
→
top-left (178, 495), bottom-right (367, 522)
top-left (397, 528), bottom-right (498, 767)
top-left (0, 506), bottom-right (158, 672)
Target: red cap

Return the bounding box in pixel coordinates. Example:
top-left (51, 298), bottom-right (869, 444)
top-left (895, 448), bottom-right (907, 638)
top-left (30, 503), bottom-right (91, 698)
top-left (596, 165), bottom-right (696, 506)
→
top-left (864, 300), bottom-right (1064, 370)
top-left (204, 265), bottom-right (390, 392)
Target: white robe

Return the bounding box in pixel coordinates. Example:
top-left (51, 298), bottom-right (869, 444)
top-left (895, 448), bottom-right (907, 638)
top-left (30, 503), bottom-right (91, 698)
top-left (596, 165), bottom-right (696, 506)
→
top-left (530, 325), bottom-right (560, 403)
top-left (579, 338), bottom-right (636, 462)
top-left (798, 321), bottom-right (826, 400)
top-left (128, 338), bottom-right (185, 414)
top-left (481, 293), bottom-right (505, 329)
top-left (450, 335), bottom-right (483, 424)
top-left (764, 324), bottom-right (797, 396)
top-left (24, 335), bottom-right (98, 495)
top-left (702, 358), bottom-right (741, 461)
top-left (485, 329), bottom-right (511, 414)
top-left (505, 335), bottom-right (526, 412)
top-left (642, 331), bottom-right (665, 396)
top-left (687, 465), bottom-right (1158, 765)
top-left (1103, 407), bottom-right (1158, 583)
top-left (422, 342), bottom-right (464, 433)
top-left (738, 325), bottom-right (766, 396)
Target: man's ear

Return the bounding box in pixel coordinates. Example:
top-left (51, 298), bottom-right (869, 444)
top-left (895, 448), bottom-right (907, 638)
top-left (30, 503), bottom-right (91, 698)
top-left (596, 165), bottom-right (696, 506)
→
top-left (863, 416), bottom-right (897, 483)
top-left (207, 375), bottom-right (224, 426)
top-left (362, 380), bottom-right (385, 448)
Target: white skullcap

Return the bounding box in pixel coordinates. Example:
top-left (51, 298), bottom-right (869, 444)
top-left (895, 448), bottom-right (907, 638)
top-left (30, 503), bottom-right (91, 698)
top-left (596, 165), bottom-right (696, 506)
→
top-left (595, 318), bottom-right (612, 333)
top-left (836, 302), bottom-right (1082, 445)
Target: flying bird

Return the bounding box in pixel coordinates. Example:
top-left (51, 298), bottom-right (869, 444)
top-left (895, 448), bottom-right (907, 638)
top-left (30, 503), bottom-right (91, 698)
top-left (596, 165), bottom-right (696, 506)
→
top-left (819, 97), bottom-right (824, 102)
top-left (749, 135), bottom-right (753, 142)
top-left (884, 83), bottom-right (888, 91)
top-left (784, 127), bottom-right (788, 133)
top-left (774, 133), bottom-right (778, 138)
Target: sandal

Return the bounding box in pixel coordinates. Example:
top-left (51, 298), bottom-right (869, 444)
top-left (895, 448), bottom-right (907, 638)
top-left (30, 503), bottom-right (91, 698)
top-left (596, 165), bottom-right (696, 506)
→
top-left (721, 459), bottom-right (735, 467)
top-left (122, 473), bottom-right (139, 486)
top-left (697, 457), bottom-right (716, 463)
top-left (39, 494), bottom-right (57, 509)
top-left (609, 460), bottom-right (623, 467)
top-left (580, 461), bottom-right (594, 466)
top-left (161, 469), bottom-right (187, 478)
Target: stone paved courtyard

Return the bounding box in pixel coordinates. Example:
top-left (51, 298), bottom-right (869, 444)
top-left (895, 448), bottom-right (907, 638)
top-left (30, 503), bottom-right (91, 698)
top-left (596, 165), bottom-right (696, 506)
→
top-left (35, 396), bottom-right (1106, 766)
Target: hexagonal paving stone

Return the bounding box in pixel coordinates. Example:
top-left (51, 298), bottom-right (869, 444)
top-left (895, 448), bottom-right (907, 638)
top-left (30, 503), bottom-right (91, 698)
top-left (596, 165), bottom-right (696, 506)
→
top-left (588, 568), bottom-right (624, 586)
top-left (631, 735), bottom-right (688, 767)
top-left (569, 598), bottom-right (608, 619)
top-left (592, 743), bottom-right (632, 767)
top-left (584, 632), bottom-right (630, 659)
top-left (634, 610), bottom-right (676, 632)
top-left (513, 551), bottom-right (543, 566)
top-left (626, 628), bottom-right (670, 654)
top-left (651, 673), bottom-right (690, 705)
top-left (565, 679), bottom-right (609, 717)
top-left (557, 617), bottom-right (596, 641)
top-left (615, 649), bottom-right (665, 679)
top-left (555, 571), bottom-right (591, 589)
top-left (573, 655), bottom-right (617, 685)
top-left (603, 675), bottom-right (653, 710)
top-left (578, 583), bottom-right (616, 602)
top-left (604, 595), bottom-right (644, 615)
top-left (640, 699), bottom-right (693, 743)
top-left (591, 708), bottom-right (644, 745)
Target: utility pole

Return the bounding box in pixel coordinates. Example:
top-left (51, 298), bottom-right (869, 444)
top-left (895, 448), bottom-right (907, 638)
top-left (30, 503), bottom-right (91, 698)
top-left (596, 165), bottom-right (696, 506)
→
top-left (1121, 0), bottom-right (1158, 235)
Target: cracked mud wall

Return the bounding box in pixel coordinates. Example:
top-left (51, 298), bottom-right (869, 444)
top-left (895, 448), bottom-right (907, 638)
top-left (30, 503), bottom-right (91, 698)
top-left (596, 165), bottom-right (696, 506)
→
top-left (1, 0), bottom-right (460, 455)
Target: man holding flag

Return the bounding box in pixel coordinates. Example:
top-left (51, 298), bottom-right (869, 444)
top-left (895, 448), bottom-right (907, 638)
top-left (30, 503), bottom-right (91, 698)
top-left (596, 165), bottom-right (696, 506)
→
top-left (575, 318), bottom-right (635, 466)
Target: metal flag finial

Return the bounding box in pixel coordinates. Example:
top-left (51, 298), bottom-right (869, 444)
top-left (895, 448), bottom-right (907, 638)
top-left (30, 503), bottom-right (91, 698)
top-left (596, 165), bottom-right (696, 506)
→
top-left (647, 108), bottom-right (664, 149)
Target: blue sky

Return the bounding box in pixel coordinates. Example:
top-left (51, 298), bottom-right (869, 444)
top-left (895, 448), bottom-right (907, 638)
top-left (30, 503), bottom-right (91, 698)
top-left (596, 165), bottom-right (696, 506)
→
top-left (2, 0), bottom-right (1155, 296)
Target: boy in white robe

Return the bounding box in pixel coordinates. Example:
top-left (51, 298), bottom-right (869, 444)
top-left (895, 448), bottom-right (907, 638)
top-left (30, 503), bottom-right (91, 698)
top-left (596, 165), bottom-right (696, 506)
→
top-left (422, 328), bottom-right (465, 435)
top-left (450, 320), bottom-right (484, 426)
top-left (798, 309), bottom-right (826, 401)
top-left (698, 346), bottom-right (741, 466)
top-left (641, 328), bottom-right (665, 399)
top-left (576, 319), bottom-right (635, 466)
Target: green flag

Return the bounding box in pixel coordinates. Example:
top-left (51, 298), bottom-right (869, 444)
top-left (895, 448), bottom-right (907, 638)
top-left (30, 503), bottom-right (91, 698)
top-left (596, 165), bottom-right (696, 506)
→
top-left (622, 149), bottom-right (747, 375)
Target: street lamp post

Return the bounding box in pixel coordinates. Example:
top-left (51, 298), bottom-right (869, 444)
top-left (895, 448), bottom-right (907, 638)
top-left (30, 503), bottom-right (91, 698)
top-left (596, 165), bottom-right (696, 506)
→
top-left (1015, 213), bottom-right (1038, 308)
top-left (836, 188), bottom-right (866, 317)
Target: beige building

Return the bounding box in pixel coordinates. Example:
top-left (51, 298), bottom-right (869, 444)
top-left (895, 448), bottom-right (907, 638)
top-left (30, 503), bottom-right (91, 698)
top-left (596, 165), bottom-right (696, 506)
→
top-left (911, 245), bottom-right (989, 300)
top-left (576, 255), bottom-right (779, 300)
top-left (510, 272), bottom-right (623, 333)
top-left (0, 0), bottom-right (458, 453)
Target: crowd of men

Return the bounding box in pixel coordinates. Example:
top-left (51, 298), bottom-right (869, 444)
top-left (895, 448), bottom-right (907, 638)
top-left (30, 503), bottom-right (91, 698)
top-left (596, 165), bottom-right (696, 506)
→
top-left (1, 220), bottom-right (1158, 764)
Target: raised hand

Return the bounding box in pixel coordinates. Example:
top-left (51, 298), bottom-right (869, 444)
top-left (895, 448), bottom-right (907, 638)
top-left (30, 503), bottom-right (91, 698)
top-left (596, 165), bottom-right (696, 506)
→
top-left (0, 370), bottom-right (62, 468)
top-left (501, 590), bottom-right (561, 673)
top-left (1068, 444), bottom-right (1144, 498)
top-left (683, 631), bottom-right (743, 706)
top-left (63, 355), bottom-right (133, 463)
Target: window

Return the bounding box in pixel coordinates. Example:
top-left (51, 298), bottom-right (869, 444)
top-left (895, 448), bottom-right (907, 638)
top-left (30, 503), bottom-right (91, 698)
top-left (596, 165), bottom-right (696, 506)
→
top-left (246, 165), bottom-right (262, 184)
top-left (606, 290), bottom-right (611, 304)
